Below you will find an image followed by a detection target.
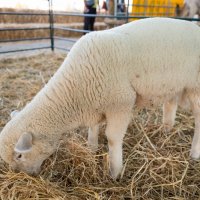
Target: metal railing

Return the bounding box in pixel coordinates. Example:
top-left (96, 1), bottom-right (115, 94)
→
top-left (0, 10), bottom-right (51, 53)
top-left (0, 0), bottom-right (200, 54)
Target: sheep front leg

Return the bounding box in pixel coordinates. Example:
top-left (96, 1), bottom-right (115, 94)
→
top-left (105, 111), bottom-right (131, 179)
top-left (163, 98), bottom-right (177, 132)
top-left (88, 125), bottom-right (99, 151)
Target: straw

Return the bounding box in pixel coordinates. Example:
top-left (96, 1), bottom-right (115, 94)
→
top-left (0, 52), bottom-right (200, 199)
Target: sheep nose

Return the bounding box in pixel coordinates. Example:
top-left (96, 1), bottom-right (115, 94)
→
top-left (25, 166), bottom-right (41, 176)
top-left (33, 167), bottom-right (41, 175)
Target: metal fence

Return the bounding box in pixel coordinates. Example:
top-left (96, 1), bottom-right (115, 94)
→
top-left (0, 0), bottom-right (199, 54)
top-left (0, 12), bottom-right (51, 54)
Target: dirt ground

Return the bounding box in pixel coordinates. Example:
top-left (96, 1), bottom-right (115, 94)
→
top-left (0, 52), bottom-right (200, 199)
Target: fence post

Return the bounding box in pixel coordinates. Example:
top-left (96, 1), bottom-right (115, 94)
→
top-left (48, 0), bottom-right (54, 51)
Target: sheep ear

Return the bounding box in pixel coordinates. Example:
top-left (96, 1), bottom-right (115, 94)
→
top-left (10, 110), bottom-right (20, 119)
top-left (14, 133), bottom-right (33, 153)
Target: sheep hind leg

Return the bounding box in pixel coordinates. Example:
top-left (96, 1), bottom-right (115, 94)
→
top-left (163, 97), bottom-right (178, 132)
top-left (105, 108), bottom-right (133, 179)
top-left (187, 91), bottom-right (200, 159)
top-left (88, 125), bottom-right (99, 151)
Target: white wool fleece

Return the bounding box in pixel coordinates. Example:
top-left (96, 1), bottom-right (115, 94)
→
top-left (0, 18), bottom-right (200, 178)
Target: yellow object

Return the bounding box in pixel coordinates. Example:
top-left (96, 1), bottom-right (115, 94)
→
top-left (131, 0), bottom-right (183, 17)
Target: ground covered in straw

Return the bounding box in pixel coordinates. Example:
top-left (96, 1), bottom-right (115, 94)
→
top-left (0, 52), bottom-right (200, 199)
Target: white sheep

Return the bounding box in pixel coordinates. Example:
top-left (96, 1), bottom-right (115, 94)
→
top-left (177, 0), bottom-right (200, 18)
top-left (0, 18), bottom-right (200, 179)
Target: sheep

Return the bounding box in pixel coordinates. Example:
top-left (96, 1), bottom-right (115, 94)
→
top-left (0, 17), bottom-right (200, 179)
top-left (176, 0), bottom-right (200, 18)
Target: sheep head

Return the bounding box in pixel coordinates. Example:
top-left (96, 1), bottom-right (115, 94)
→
top-left (0, 111), bottom-right (55, 175)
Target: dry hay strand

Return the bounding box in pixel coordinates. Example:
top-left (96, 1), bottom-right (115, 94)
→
top-left (1, 52), bottom-right (200, 199)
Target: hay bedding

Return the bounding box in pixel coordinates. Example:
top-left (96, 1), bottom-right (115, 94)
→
top-left (0, 52), bottom-right (200, 200)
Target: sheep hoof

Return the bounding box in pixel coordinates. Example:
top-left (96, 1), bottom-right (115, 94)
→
top-left (163, 124), bottom-right (173, 133)
top-left (110, 165), bottom-right (122, 180)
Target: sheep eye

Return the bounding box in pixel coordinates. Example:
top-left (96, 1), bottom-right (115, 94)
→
top-left (16, 154), bottom-right (22, 160)
top-left (17, 154), bottom-right (22, 159)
